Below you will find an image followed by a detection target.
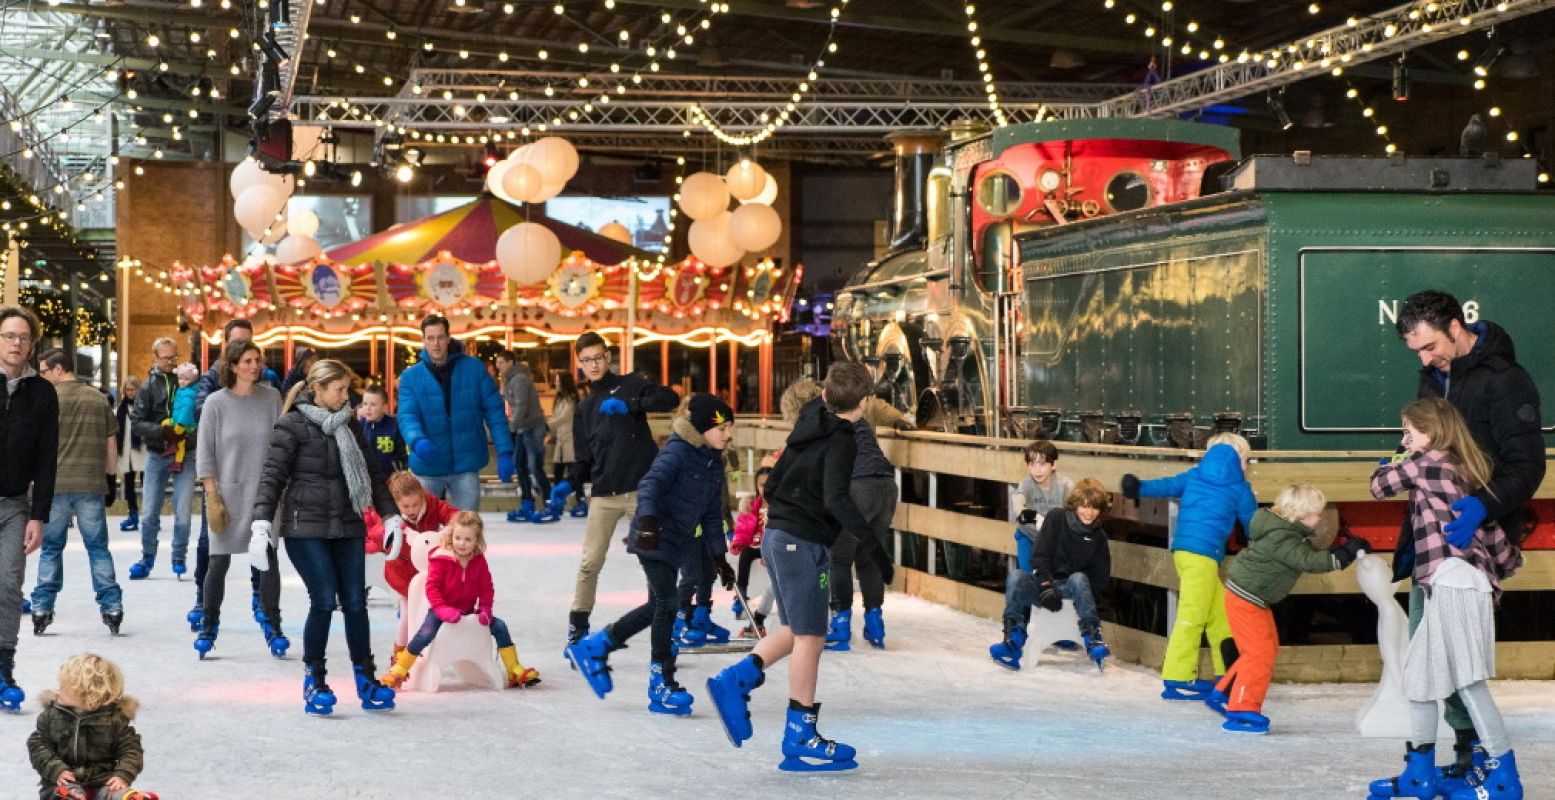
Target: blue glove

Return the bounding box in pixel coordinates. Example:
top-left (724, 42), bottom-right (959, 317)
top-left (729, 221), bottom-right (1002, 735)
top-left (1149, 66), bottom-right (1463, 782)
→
top-left (497, 453), bottom-right (515, 483)
top-left (1379, 457), bottom-right (1392, 466)
top-left (599, 397), bottom-right (629, 415)
top-left (1444, 496), bottom-right (1486, 550)
top-left (412, 438), bottom-right (438, 463)
top-left (549, 481), bottom-right (573, 505)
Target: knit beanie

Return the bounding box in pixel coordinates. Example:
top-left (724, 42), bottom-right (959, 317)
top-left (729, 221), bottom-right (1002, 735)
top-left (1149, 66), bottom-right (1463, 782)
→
top-left (687, 393), bottom-right (735, 433)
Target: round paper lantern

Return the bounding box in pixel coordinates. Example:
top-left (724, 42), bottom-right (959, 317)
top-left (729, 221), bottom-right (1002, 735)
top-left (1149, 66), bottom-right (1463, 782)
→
top-left (275, 234), bottom-right (323, 265)
top-left (234, 185), bottom-right (287, 236)
top-left (725, 160), bottom-right (768, 201)
top-left (288, 207), bottom-right (320, 239)
top-left (532, 177), bottom-right (566, 203)
top-left (496, 222), bottom-right (563, 284)
top-left (679, 172), bottom-right (730, 221)
top-left (688, 211), bottom-right (745, 268)
top-left (502, 162), bottom-right (545, 204)
top-left (486, 160), bottom-right (517, 203)
top-left (230, 158), bottom-right (290, 198)
top-left (729, 203), bottom-right (781, 252)
top-left (598, 221), bottom-right (632, 244)
top-left (241, 251), bottom-right (271, 269)
top-left (526, 137), bottom-right (579, 185)
top-left (740, 173), bottom-right (779, 206)
top-left (258, 215), bottom-right (289, 245)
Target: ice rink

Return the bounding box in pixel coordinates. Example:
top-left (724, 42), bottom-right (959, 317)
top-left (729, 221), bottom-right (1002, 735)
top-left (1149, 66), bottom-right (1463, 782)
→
top-left (5, 511), bottom-right (1553, 798)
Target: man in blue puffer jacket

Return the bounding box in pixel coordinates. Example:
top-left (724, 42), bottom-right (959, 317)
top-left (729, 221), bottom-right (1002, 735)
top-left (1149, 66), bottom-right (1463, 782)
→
top-left (1121, 434), bottom-right (1256, 702)
top-left (565, 395), bottom-right (733, 716)
top-left (395, 315), bottom-right (514, 511)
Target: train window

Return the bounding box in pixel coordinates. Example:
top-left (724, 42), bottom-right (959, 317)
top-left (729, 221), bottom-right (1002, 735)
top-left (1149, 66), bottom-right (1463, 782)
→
top-left (1104, 170), bottom-right (1151, 212)
top-left (976, 170), bottom-right (1023, 218)
top-left (926, 168), bottom-right (953, 242)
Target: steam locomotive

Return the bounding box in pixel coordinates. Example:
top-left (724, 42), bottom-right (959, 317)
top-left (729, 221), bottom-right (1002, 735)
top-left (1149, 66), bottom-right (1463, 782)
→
top-left (832, 118), bottom-right (1555, 451)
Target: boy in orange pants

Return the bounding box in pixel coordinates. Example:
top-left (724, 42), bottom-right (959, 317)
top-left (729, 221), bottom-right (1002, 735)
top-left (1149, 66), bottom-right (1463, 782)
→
top-left (1210, 484), bottom-right (1368, 734)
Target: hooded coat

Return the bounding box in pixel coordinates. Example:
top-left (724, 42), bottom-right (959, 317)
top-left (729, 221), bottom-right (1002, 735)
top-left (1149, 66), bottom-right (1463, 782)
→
top-left (27, 692), bottom-right (143, 798)
top-left (1225, 509), bottom-right (1339, 609)
top-left (425, 547), bottom-right (495, 617)
top-left (1136, 444), bottom-right (1258, 562)
top-left (1031, 509), bottom-right (1112, 593)
top-left (251, 391), bottom-right (397, 539)
top-left (764, 400), bottom-right (870, 548)
top-left (396, 340), bottom-right (513, 477)
top-left (625, 414), bottom-right (728, 567)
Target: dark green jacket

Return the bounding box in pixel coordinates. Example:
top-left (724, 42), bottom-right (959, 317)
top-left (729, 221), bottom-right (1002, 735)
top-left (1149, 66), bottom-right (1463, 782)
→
top-left (27, 692), bottom-right (143, 795)
top-left (1225, 509), bottom-right (1338, 609)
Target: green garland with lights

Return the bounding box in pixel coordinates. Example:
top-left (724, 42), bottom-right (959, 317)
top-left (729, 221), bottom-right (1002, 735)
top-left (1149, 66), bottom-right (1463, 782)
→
top-left (18, 285), bottom-right (115, 346)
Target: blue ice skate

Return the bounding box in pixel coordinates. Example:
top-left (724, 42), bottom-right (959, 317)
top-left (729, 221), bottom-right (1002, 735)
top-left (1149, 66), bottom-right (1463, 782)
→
top-left (706, 655), bottom-right (764, 748)
top-left (127, 556), bottom-right (154, 581)
top-left (186, 602), bottom-right (203, 632)
top-left (171, 559), bottom-right (186, 580)
top-left (264, 624), bottom-right (290, 659)
top-left (647, 661), bottom-right (694, 716)
top-left (692, 605), bottom-right (731, 645)
top-left (302, 665), bottom-right (336, 716)
top-left (1221, 711), bottom-right (1269, 735)
top-left (0, 679), bottom-right (24, 712)
top-left (779, 702), bottom-right (857, 772)
top-left (989, 624), bottom-right (1027, 671)
top-left (20, 599), bottom-right (29, 614)
top-left (1160, 678), bottom-right (1215, 701)
top-left (353, 662), bottom-right (396, 711)
top-left (507, 499), bottom-right (536, 523)
top-left (566, 629), bottom-right (615, 699)
top-left (531, 499), bottom-right (564, 524)
top-left (569, 499), bottom-right (589, 518)
top-left (1204, 689), bottom-right (1229, 717)
top-left (1447, 750), bottom-right (1522, 800)
top-left (1082, 627), bottom-right (1109, 671)
top-left (252, 591), bottom-right (267, 624)
top-left (119, 511), bottom-right (139, 531)
top-left (862, 607), bottom-right (886, 649)
top-left (193, 625), bottom-right (218, 660)
top-left (823, 609), bottom-right (851, 652)
top-left (1367, 742), bottom-right (1439, 800)
top-left (676, 609), bottom-right (705, 647)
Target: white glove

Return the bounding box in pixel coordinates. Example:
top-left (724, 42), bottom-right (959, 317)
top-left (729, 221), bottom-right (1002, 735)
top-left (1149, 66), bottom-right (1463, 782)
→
top-left (382, 515), bottom-right (405, 561)
top-left (249, 519), bottom-right (275, 572)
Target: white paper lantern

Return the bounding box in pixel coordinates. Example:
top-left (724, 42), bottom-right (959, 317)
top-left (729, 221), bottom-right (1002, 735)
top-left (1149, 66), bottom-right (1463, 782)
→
top-left (241, 251), bottom-right (272, 269)
top-left (235, 185), bottom-right (287, 236)
top-left (496, 222), bottom-right (563, 284)
top-left (688, 211), bottom-right (745, 268)
top-left (526, 137), bottom-right (580, 185)
top-left (503, 162), bottom-right (545, 204)
top-left (531, 177), bottom-right (566, 203)
top-left (258, 215), bottom-right (289, 245)
top-left (275, 234), bottom-right (323, 265)
top-left (230, 158), bottom-right (291, 198)
top-left (740, 173), bottom-right (779, 206)
top-left (725, 160), bottom-right (768, 201)
top-left (486, 160), bottom-right (517, 203)
top-left (288, 207), bottom-right (320, 239)
top-left (679, 172), bottom-right (730, 221)
top-left (598, 221), bottom-right (632, 244)
top-left (729, 203), bottom-right (782, 252)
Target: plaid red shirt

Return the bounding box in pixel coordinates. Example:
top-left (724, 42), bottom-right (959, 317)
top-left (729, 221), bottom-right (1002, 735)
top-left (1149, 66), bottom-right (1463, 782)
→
top-left (1369, 449), bottom-right (1519, 599)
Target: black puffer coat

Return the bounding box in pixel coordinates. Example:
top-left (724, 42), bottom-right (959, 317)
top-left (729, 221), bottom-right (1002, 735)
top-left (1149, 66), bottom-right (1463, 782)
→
top-left (252, 395), bottom-right (396, 539)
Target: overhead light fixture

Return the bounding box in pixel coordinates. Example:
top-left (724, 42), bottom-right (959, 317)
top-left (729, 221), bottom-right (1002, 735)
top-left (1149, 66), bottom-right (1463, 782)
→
top-left (1392, 56), bottom-right (1409, 101)
top-left (1267, 89), bottom-right (1293, 130)
top-left (260, 32), bottom-right (291, 69)
top-left (395, 164), bottom-right (415, 183)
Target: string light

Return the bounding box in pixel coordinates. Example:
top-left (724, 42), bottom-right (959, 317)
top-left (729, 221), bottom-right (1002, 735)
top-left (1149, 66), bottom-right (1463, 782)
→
top-left (964, 4), bottom-right (1008, 126)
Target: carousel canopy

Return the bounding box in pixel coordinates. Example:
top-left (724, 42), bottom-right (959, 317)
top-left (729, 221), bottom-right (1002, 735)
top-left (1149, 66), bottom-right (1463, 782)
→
top-left (324, 193), bottom-right (655, 268)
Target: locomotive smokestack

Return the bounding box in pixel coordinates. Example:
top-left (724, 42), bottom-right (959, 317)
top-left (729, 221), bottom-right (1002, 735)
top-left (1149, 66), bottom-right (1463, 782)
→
top-left (885, 130), bottom-right (947, 254)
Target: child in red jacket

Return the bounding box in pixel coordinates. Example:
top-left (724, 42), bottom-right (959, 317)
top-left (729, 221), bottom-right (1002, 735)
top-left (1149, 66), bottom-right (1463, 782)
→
top-left (380, 511), bottom-right (540, 689)
top-left (365, 471), bottom-right (459, 598)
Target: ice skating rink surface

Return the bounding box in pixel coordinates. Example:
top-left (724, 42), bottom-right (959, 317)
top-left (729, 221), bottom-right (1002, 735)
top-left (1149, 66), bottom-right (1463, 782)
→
top-left (5, 512), bottom-right (1553, 798)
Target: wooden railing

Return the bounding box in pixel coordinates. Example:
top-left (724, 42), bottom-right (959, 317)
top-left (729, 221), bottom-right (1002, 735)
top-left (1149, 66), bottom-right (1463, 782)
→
top-left (732, 419), bottom-right (1555, 682)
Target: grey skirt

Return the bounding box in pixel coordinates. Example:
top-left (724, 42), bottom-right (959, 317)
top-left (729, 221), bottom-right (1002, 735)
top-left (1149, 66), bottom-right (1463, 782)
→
top-left (1403, 559), bottom-right (1496, 701)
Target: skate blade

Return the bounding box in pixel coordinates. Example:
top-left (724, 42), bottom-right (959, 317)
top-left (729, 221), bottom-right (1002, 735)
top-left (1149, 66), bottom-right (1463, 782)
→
top-left (648, 704), bottom-right (694, 716)
top-left (779, 756), bottom-right (858, 773)
top-left (1220, 726), bottom-right (1268, 735)
top-left (677, 642), bottom-right (755, 656)
top-left (705, 681), bottom-right (752, 749)
top-left (990, 657), bottom-right (1020, 672)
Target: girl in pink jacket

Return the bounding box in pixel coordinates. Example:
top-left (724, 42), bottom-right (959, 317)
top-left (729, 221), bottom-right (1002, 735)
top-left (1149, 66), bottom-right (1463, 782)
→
top-left (381, 511), bottom-right (540, 689)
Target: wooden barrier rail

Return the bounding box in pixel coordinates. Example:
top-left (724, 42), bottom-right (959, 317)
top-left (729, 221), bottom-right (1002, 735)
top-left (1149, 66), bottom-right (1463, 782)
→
top-left (733, 419), bottom-right (1555, 681)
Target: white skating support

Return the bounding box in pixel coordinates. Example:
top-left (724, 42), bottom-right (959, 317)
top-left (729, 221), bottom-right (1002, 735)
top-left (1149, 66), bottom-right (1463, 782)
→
top-left (1025, 603), bottom-right (1083, 668)
top-left (1354, 553), bottom-right (1449, 739)
top-left (364, 552), bottom-right (396, 608)
top-left (401, 530), bottom-right (506, 693)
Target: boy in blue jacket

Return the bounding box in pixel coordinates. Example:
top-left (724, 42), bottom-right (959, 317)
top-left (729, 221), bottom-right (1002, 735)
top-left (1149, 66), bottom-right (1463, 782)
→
top-left (1122, 432), bottom-right (1256, 702)
top-left (566, 394), bottom-right (734, 716)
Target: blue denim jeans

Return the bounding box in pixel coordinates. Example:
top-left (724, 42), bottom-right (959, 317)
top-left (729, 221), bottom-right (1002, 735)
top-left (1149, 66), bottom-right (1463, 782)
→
top-left (415, 470), bottom-right (481, 512)
top-left (1004, 570), bottom-right (1099, 629)
top-left (511, 424), bottom-right (551, 502)
top-left (406, 609), bottom-right (514, 654)
top-left (139, 451), bottom-right (194, 562)
top-left (284, 536), bottom-right (371, 665)
top-left (32, 493), bottom-right (123, 613)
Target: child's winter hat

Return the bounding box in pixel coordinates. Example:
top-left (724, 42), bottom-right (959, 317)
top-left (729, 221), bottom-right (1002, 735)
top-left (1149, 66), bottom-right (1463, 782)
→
top-left (175, 362), bottom-right (200, 383)
top-left (687, 393), bottom-right (735, 433)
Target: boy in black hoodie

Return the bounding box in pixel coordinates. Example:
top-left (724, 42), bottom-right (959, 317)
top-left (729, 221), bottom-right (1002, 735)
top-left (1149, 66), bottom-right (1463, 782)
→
top-left (705, 363), bottom-right (873, 773)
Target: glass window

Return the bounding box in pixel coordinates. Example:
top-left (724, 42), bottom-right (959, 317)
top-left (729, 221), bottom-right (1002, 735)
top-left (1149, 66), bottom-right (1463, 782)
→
top-left (545, 195), bottom-right (671, 253)
top-left (976, 171), bottom-right (1022, 218)
top-left (243, 194), bottom-right (373, 252)
top-left (1104, 171), bottom-right (1151, 213)
top-left (396, 195), bottom-right (478, 224)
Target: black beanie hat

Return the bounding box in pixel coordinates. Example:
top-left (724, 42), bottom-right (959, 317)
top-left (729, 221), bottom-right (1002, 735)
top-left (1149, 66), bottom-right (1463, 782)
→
top-left (688, 393), bottom-right (735, 433)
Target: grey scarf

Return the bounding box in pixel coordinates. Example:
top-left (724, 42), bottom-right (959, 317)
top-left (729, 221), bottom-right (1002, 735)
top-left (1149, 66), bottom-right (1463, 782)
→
top-left (298, 402), bottom-right (373, 513)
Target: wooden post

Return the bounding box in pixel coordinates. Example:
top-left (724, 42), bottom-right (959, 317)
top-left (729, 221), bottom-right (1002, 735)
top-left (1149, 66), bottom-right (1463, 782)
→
top-left (369, 330), bottom-right (378, 377)
top-left (727, 337), bottom-right (738, 410)
top-left (622, 266), bottom-right (638, 373)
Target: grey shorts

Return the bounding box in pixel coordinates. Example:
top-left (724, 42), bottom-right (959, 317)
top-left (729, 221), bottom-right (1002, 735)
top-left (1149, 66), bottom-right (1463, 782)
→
top-left (762, 527), bottom-right (832, 636)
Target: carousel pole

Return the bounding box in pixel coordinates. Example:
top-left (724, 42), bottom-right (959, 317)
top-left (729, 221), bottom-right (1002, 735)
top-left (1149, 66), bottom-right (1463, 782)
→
top-left (385, 325), bottom-right (397, 411)
top-left (759, 329), bottom-right (772, 416)
top-left (284, 325), bottom-right (295, 373)
top-left (369, 328), bottom-right (379, 377)
top-left (708, 336), bottom-right (717, 399)
top-left (727, 337), bottom-right (737, 410)
top-left (623, 263), bottom-right (638, 374)
top-left (660, 340), bottom-right (670, 387)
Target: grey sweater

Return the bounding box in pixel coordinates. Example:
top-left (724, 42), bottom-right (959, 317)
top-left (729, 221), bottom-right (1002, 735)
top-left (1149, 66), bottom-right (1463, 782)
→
top-left (502, 365), bottom-right (546, 431)
top-left (195, 385), bottom-right (282, 555)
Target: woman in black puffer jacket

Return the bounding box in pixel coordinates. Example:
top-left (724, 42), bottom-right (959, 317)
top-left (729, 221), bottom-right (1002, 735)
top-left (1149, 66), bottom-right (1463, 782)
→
top-left (251, 358), bottom-right (402, 717)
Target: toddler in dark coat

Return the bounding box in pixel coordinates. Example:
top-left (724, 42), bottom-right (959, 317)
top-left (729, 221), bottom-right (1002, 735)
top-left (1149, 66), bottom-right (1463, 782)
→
top-left (27, 653), bottom-right (151, 800)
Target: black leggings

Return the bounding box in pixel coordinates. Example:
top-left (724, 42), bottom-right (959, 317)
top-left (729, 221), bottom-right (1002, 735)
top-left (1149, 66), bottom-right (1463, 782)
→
top-left (735, 547), bottom-right (762, 598)
top-left (830, 532), bottom-right (886, 612)
top-left (108, 472), bottom-right (139, 512)
top-left (608, 556), bottom-right (679, 664)
top-left (203, 550), bottom-right (281, 629)
top-left (552, 462), bottom-right (581, 501)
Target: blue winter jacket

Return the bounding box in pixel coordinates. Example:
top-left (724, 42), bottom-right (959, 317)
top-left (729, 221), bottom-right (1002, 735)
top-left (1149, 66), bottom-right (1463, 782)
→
top-left (1137, 444), bottom-right (1258, 562)
top-left (626, 415), bottom-right (728, 567)
top-left (396, 342), bottom-right (513, 477)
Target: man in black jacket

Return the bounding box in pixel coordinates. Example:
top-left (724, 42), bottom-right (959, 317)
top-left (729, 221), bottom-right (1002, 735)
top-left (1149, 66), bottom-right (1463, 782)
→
top-left (705, 363), bottom-right (873, 772)
top-left (561, 332), bottom-right (681, 649)
top-left (128, 336), bottom-right (196, 580)
top-left (0, 306), bottom-right (57, 710)
top-left (1394, 289), bottom-right (1546, 782)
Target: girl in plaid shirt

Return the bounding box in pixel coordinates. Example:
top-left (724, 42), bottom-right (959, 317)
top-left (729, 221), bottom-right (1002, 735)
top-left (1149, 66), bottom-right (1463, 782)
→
top-left (1366, 398), bottom-right (1523, 800)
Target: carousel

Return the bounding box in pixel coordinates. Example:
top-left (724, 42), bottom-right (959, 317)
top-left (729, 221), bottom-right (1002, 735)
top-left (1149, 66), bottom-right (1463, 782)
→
top-left (168, 190), bottom-right (800, 413)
